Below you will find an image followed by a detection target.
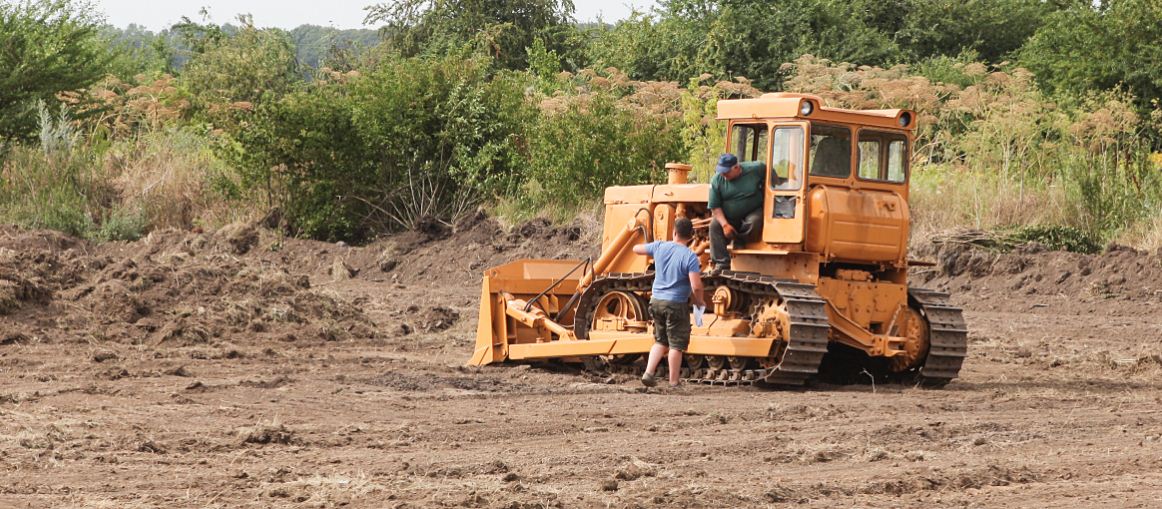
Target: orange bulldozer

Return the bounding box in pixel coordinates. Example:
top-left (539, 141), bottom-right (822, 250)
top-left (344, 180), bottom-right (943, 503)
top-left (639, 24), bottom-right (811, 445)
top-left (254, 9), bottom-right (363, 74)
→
top-left (468, 93), bottom-right (967, 386)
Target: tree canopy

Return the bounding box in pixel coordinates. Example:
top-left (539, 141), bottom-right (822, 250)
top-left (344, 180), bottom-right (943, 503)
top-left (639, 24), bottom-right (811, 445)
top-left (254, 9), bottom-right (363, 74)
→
top-left (1021, 0), bottom-right (1162, 110)
top-left (365, 0), bottom-right (577, 69)
top-left (0, 0), bottom-right (109, 140)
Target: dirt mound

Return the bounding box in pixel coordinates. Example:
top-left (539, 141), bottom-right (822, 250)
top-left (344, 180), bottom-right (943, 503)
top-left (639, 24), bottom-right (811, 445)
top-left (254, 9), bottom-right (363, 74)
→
top-left (0, 227), bottom-right (93, 317)
top-left (0, 213), bottom-right (598, 348)
top-left (333, 211), bottom-right (599, 287)
top-left (0, 224), bottom-right (378, 346)
top-left (912, 231), bottom-right (1162, 306)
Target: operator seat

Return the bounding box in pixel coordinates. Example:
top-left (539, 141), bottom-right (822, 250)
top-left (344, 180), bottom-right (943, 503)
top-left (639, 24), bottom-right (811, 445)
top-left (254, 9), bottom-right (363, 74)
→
top-left (811, 136), bottom-right (851, 178)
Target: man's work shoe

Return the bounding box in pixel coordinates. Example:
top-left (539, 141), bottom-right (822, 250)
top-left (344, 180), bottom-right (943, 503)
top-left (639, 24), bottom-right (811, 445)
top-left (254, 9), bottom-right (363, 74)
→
top-left (641, 372), bottom-right (658, 387)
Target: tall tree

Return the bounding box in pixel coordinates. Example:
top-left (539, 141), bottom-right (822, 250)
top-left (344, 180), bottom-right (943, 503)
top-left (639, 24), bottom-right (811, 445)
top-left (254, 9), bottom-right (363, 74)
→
top-left (365, 0), bottom-right (577, 69)
top-left (896, 0), bottom-right (1060, 63)
top-left (588, 0), bottom-right (901, 90)
top-left (1020, 0), bottom-right (1162, 109)
top-left (0, 0), bottom-right (110, 140)
top-left (288, 25), bottom-right (380, 69)
top-left (177, 16), bottom-right (299, 128)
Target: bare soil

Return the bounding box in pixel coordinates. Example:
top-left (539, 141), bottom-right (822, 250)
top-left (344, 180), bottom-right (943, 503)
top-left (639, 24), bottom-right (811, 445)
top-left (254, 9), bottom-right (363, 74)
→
top-left (3, 218), bottom-right (1162, 508)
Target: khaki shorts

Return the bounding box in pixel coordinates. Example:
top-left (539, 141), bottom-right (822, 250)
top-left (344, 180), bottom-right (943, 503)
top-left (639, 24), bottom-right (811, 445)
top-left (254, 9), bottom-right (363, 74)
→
top-left (650, 298), bottom-right (690, 351)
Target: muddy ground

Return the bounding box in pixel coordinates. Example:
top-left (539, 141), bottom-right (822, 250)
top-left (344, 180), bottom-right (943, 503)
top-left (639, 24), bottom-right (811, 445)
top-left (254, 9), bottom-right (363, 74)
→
top-left (2, 217), bottom-right (1162, 508)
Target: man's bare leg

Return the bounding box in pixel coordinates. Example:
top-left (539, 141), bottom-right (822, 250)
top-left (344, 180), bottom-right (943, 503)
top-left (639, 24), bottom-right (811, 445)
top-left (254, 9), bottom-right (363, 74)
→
top-left (644, 342), bottom-right (668, 377)
top-left (641, 341), bottom-right (669, 385)
top-left (667, 349), bottom-right (683, 386)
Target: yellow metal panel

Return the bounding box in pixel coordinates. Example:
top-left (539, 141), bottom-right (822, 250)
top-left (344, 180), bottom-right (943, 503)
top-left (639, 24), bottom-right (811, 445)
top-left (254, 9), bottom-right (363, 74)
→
top-left (486, 259), bottom-right (584, 288)
top-left (605, 336), bottom-right (658, 354)
top-left (604, 185), bottom-right (655, 205)
top-left (717, 97), bottom-right (802, 120)
top-left (653, 204), bottom-right (674, 242)
top-left (470, 275), bottom-right (503, 366)
top-left (805, 186), bottom-right (906, 264)
top-left (508, 339), bottom-right (619, 359)
top-left (716, 93), bottom-right (916, 131)
top-left (730, 252), bottom-right (819, 285)
top-left (652, 184), bottom-right (709, 203)
top-left (816, 278), bottom-right (907, 328)
top-left (587, 331), bottom-right (777, 357)
top-left (687, 337), bottom-right (776, 357)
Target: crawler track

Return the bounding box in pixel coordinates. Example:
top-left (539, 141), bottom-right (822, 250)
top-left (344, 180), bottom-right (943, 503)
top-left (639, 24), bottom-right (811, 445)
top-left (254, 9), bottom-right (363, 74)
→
top-left (907, 288), bottom-right (969, 386)
top-left (574, 270), bottom-right (830, 386)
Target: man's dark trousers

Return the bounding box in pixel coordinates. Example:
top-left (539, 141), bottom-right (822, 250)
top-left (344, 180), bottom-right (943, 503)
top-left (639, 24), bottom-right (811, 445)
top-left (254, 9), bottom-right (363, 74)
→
top-left (709, 208), bottom-right (762, 268)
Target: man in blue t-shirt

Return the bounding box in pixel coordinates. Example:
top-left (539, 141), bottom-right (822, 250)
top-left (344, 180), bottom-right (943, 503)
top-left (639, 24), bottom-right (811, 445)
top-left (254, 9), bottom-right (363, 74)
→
top-left (631, 217), bottom-right (706, 388)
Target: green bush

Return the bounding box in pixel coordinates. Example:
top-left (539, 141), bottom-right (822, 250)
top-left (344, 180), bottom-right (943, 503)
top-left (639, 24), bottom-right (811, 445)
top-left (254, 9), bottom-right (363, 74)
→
top-left (177, 19), bottom-right (299, 130)
top-left (365, 0), bottom-right (578, 71)
top-left (1, 184), bottom-right (94, 237)
top-left (0, 103), bottom-right (103, 236)
top-left (1060, 149), bottom-right (1162, 241)
top-left (224, 79), bottom-right (369, 240)
top-left (0, 0), bottom-right (110, 141)
top-left (92, 206), bottom-right (147, 242)
top-left (523, 92), bottom-right (682, 209)
top-left (228, 54), bottom-right (535, 241)
top-left (0, 146), bottom-right (99, 237)
top-left (1020, 0), bottom-right (1162, 111)
top-left (1001, 225), bottom-right (1101, 254)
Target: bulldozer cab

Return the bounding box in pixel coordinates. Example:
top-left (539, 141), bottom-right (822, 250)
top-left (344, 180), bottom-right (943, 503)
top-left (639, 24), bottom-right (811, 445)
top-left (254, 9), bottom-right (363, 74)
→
top-left (725, 120), bottom-right (808, 244)
top-left (718, 93), bottom-right (915, 265)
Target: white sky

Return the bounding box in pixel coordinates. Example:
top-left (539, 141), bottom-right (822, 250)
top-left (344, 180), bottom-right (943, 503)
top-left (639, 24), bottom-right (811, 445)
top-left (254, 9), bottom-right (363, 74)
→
top-left (91, 0), bottom-right (659, 31)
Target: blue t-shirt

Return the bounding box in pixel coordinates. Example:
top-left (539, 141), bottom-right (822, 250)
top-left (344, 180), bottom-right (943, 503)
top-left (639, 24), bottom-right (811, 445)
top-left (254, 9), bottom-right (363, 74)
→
top-left (644, 241), bottom-right (702, 303)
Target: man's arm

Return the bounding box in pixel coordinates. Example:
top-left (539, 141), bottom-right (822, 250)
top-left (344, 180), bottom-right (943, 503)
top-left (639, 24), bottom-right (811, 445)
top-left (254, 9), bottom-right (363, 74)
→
top-left (708, 177), bottom-right (733, 236)
top-left (712, 208), bottom-right (735, 238)
top-left (688, 272), bottom-right (706, 308)
top-left (632, 241), bottom-right (654, 256)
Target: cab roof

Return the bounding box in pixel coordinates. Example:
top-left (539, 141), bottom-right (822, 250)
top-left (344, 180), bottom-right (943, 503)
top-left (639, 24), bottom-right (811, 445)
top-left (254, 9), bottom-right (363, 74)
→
top-left (716, 92), bottom-right (916, 131)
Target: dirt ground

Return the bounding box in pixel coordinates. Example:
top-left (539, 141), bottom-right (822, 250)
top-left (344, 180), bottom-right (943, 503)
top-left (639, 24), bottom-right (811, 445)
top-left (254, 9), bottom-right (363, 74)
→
top-left (3, 217), bottom-right (1162, 508)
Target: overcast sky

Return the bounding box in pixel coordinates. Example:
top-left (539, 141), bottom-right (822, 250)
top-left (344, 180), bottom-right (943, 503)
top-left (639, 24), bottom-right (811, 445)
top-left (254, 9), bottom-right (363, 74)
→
top-left (91, 0), bottom-right (659, 31)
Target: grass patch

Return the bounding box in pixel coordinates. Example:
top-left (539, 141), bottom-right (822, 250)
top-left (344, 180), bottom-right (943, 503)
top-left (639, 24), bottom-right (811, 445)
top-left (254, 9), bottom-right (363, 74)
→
top-left (0, 122), bottom-right (256, 241)
top-left (1001, 225), bottom-right (1101, 253)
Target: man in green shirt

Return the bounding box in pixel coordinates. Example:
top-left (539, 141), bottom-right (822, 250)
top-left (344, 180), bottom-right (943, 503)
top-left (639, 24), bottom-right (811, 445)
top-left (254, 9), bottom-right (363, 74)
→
top-left (708, 153), bottom-right (765, 270)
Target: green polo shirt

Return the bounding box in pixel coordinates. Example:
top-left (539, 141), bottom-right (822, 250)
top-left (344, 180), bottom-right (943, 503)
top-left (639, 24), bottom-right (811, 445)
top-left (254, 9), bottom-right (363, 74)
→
top-left (708, 161), bottom-right (766, 223)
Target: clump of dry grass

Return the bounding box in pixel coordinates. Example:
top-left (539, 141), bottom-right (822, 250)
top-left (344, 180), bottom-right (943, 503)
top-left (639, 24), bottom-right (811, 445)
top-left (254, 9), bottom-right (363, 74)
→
top-left (106, 128), bottom-right (258, 231)
top-left (1113, 215), bottom-right (1162, 252)
top-left (238, 420), bottom-right (296, 445)
top-left (909, 164), bottom-right (1076, 243)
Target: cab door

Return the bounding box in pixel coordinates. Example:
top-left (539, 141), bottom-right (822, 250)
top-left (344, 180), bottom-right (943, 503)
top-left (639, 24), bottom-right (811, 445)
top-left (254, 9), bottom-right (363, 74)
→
top-left (762, 122), bottom-right (808, 244)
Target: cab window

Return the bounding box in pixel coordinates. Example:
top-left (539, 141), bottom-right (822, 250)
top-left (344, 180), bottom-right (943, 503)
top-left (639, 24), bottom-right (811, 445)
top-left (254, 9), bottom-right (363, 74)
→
top-left (887, 139), bottom-right (907, 182)
top-left (858, 140), bottom-right (881, 179)
top-left (809, 124), bottom-right (851, 178)
top-left (770, 126), bottom-right (804, 190)
top-left (730, 123), bottom-right (767, 163)
top-left (856, 130), bottom-right (909, 183)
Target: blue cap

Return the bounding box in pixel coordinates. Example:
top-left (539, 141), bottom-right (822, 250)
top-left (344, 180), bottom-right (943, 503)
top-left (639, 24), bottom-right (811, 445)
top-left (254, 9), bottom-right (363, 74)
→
top-left (715, 153), bottom-right (738, 174)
